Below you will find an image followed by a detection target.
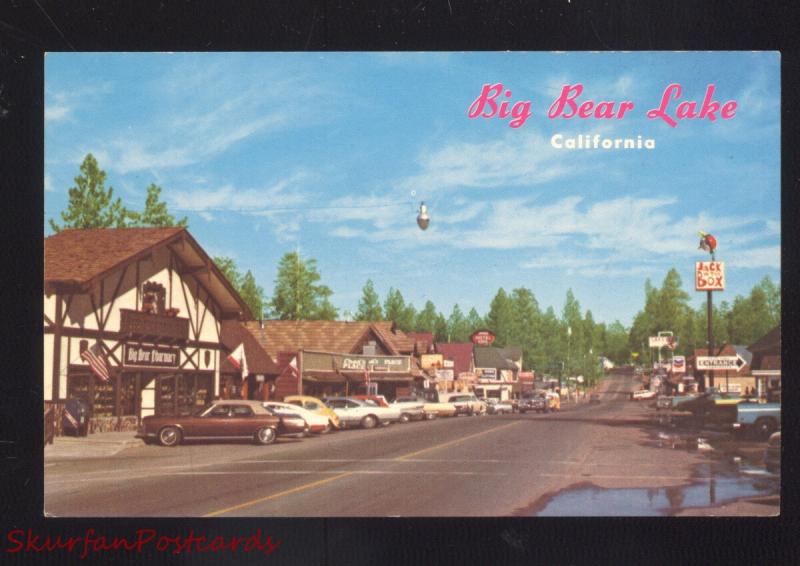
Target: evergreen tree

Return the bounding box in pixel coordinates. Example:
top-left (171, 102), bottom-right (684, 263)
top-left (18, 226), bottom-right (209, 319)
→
top-left (131, 183), bottom-right (188, 227)
top-left (356, 280), bottom-right (383, 321)
top-left (398, 303), bottom-right (417, 332)
top-left (213, 256), bottom-right (243, 290)
top-left (383, 288), bottom-right (408, 326)
top-left (269, 251), bottom-right (337, 320)
top-left (415, 301), bottom-right (439, 333)
top-left (447, 304), bottom-right (470, 343)
top-left (433, 313), bottom-right (449, 342)
top-left (239, 270), bottom-right (265, 319)
top-left (49, 153), bottom-right (133, 232)
top-left (465, 307), bottom-right (485, 337)
top-left (486, 288), bottom-right (514, 346)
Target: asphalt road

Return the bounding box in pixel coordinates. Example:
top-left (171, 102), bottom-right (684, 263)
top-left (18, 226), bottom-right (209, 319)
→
top-left (44, 373), bottom-right (733, 517)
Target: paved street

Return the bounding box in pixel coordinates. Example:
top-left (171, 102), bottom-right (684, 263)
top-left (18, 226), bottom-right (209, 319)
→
top-left (44, 372), bottom-right (778, 517)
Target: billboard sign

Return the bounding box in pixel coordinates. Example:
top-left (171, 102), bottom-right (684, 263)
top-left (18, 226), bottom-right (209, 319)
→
top-left (695, 261), bottom-right (725, 291)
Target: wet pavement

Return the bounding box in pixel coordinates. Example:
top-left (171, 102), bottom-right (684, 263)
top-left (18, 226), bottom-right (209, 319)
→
top-left (528, 462), bottom-right (779, 516)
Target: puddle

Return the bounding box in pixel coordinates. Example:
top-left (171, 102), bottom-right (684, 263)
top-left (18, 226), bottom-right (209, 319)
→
top-left (525, 465), bottom-right (779, 516)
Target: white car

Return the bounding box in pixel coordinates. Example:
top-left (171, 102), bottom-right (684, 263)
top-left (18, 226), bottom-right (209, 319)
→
top-left (262, 401), bottom-right (332, 434)
top-left (389, 398), bottom-right (427, 422)
top-left (631, 389), bottom-right (657, 400)
top-left (324, 397), bottom-right (402, 429)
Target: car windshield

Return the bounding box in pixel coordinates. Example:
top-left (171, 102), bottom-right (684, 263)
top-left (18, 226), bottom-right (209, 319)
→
top-left (362, 400), bottom-right (379, 407)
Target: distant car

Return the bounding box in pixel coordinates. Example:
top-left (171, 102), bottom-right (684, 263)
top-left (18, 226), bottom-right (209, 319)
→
top-left (656, 396), bottom-right (673, 410)
top-left (444, 394), bottom-right (487, 416)
top-left (545, 391), bottom-right (561, 411)
top-left (485, 399), bottom-right (514, 414)
top-left (519, 396), bottom-right (548, 414)
top-left (630, 389), bottom-right (657, 401)
top-left (764, 432), bottom-right (780, 474)
top-left (262, 401), bottom-right (332, 434)
top-left (324, 397), bottom-right (401, 429)
top-left (284, 395), bottom-right (342, 430)
top-left (137, 400), bottom-right (296, 447)
top-left (397, 395), bottom-right (455, 419)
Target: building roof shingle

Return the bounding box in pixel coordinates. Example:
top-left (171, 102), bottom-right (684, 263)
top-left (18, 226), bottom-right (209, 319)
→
top-left (434, 342), bottom-right (474, 375)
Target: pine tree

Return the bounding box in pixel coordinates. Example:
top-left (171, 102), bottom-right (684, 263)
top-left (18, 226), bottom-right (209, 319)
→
top-left (49, 153), bottom-right (134, 232)
top-left (269, 251), bottom-right (337, 320)
top-left (239, 270), bottom-right (265, 320)
top-left (356, 280), bottom-right (383, 321)
top-left (131, 184), bottom-right (188, 227)
top-left (213, 257), bottom-right (243, 290)
top-left (486, 288), bottom-right (514, 346)
top-left (415, 301), bottom-right (439, 333)
top-left (447, 304), bottom-right (469, 343)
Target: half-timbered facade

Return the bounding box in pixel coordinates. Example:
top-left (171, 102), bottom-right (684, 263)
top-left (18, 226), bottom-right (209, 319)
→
top-left (44, 228), bottom-right (252, 434)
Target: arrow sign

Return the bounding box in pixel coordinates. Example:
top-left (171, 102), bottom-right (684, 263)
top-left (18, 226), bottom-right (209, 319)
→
top-left (696, 354), bottom-right (747, 372)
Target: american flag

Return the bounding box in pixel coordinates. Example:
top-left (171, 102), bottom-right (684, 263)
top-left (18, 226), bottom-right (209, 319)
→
top-left (81, 342), bottom-right (110, 382)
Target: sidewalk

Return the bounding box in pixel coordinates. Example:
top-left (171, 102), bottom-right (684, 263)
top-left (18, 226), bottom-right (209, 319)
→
top-left (44, 431), bottom-right (144, 461)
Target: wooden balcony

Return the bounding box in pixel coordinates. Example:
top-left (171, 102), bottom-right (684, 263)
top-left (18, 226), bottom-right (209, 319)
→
top-left (119, 309), bottom-right (190, 343)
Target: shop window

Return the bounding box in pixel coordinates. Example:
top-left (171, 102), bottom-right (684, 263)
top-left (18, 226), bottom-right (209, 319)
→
top-left (67, 374), bottom-right (92, 413)
top-left (120, 374), bottom-right (136, 416)
top-left (93, 379), bottom-right (115, 418)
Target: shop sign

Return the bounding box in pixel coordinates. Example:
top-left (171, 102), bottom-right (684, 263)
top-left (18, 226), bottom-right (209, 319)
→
top-left (435, 369), bottom-right (454, 381)
top-left (340, 355), bottom-right (409, 372)
top-left (123, 343), bottom-right (180, 368)
top-left (649, 335), bottom-right (678, 349)
top-left (672, 356), bottom-right (686, 373)
top-left (421, 354), bottom-right (444, 369)
top-left (696, 354), bottom-right (747, 372)
top-left (443, 360), bottom-right (455, 369)
top-left (479, 368), bottom-right (497, 379)
top-left (695, 261), bottom-right (725, 291)
top-left (471, 330), bottom-right (496, 346)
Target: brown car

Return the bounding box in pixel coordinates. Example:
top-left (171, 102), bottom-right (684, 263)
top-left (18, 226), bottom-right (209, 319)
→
top-left (137, 400), bottom-right (306, 446)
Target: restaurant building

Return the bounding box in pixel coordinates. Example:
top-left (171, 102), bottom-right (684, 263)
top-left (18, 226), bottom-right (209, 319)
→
top-left (228, 320), bottom-right (420, 400)
top-left (690, 344), bottom-right (755, 395)
top-left (748, 326), bottom-right (781, 400)
top-left (434, 342), bottom-right (477, 393)
top-left (44, 228), bottom-right (252, 434)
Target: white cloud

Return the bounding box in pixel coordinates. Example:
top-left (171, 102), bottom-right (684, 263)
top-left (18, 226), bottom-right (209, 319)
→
top-left (727, 246), bottom-right (780, 269)
top-left (44, 174), bottom-right (54, 192)
top-left (171, 173), bottom-right (310, 213)
top-left (45, 104), bottom-right (70, 122)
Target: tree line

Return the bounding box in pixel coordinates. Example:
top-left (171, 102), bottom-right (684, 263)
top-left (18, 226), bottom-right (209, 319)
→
top-left (51, 154), bottom-right (781, 380)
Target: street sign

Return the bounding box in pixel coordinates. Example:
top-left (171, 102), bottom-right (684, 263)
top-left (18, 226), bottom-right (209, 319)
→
top-left (695, 261), bottom-right (725, 291)
top-left (649, 336), bottom-right (678, 349)
top-left (696, 354), bottom-right (747, 372)
top-left (671, 356), bottom-right (686, 373)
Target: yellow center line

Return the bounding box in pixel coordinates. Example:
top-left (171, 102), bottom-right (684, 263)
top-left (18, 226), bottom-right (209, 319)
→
top-left (203, 420), bottom-right (522, 517)
top-left (203, 471), bottom-right (354, 517)
top-left (394, 421), bottom-right (522, 461)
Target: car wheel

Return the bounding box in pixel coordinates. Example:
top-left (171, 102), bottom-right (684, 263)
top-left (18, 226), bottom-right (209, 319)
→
top-left (754, 418), bottom-right (777, 439)
top-left (255, 427), bottom-right (277, 445)
top-left (426, 412), bottom-right (437, 420)
top-left (318, 422), bottom-right (332, 434)
top-left (158, 426), bottom-right (181, 447)
top-left (361, 415), bottom-right (377, 429)
top-left (400, 413), bottom-right (411, 423)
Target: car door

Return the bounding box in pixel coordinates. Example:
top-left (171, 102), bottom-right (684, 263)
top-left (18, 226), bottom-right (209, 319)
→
top-left (229, 405), bottom-right (257, 436)
top-left (192, 404), bottom-right (231, 437)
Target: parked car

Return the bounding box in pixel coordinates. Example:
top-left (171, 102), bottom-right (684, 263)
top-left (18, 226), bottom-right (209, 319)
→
top-left (731, 401), bottom-right (781, 439)
top-left (284, 395), bottom-right (342, 430)
top-left (764, 432), bottom-right (780, 474)
top-left (396, 395), bottom-right (455, 419)
top-left (518, 395), bottom-right (548, 414)
top-left (352, 394), bottom-right (391, 407)
top-left (545, 391), bottom-right (561, 411)
top-left (485, 399), bottom-right (514, 414)
top-left (262, 401), bottom-right (332, 434)
top-left (442, 393), bottom-right (487, 416)
top-left (389, 397), bottom-right (427, 422)
top-left (136, 400), bottom-right (298, 447)
top-left (323, 397), bottom-right (401, 429)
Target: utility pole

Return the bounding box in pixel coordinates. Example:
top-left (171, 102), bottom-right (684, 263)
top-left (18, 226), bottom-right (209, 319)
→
top-left (706, 248), bottom-right (715, 390)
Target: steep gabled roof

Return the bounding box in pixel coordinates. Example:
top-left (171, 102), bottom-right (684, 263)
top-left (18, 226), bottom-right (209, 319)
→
top-left (434, 342), bottom-right (474, 375)
top-left (44, 227), bottom-right (253, 319)
top-left (473, 346), bottom-right (519, 370)
top-left (234, 320), bottom-right (414, 368)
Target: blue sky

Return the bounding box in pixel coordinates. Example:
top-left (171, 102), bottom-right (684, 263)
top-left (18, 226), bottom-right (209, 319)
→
top-left (44, 52), bottom-right (780, 326)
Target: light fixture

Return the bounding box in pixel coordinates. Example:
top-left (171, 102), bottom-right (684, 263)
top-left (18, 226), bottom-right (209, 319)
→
top-left (416, 201), bottom-right (430, 230)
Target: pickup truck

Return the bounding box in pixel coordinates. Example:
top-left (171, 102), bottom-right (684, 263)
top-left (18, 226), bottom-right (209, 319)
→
top-left (731, 402), bottom-right (780, 438)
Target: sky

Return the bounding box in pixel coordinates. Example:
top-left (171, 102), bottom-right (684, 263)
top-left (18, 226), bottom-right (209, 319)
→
top-left (44, 52), bottom-right (780, 327)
